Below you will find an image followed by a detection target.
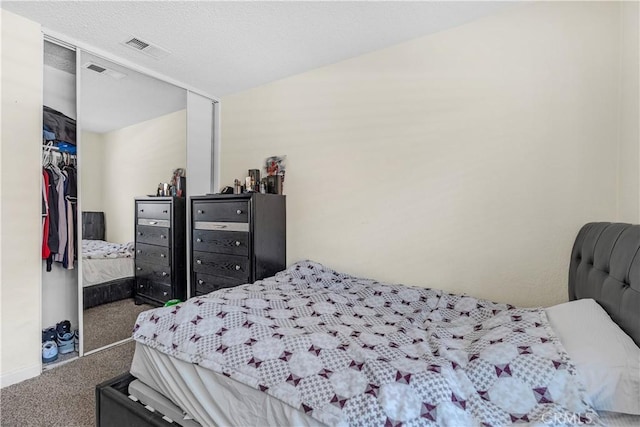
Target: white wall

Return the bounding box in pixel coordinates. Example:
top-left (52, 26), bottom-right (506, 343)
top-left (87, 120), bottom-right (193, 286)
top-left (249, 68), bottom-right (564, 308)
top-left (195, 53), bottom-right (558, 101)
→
top-left (41, 264), bottom-right (78, 329)
top-left (100, 110), bottom-right (186, 244)
top-left (0, 9), bottom-right (43, 387)
top-left (186, 92), bottom-right (214, 196)
top-left (220, 2), bottom-right (629, 308)
top-left (43, 64), bottom-right (75, 119)
top-left (81, 131), bottom-right (104, 213)
top-left (618, 1), bottom-right (640, 223)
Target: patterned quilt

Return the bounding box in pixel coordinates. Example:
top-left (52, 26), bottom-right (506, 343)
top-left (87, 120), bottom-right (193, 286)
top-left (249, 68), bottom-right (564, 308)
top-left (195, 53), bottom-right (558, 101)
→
top-left (133, 261), bottom-right (598, 426)
top-left (82, 239), bottom-right (134, 259)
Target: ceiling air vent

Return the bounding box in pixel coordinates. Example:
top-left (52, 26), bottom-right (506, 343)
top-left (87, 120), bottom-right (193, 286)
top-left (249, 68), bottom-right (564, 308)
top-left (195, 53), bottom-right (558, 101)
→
top-left (83, 62), bottom-right (127, 80)
top-left (125, 38), bottom-right (149, 51)
top-left (122, 36), bottom-right (171, 60)
top-left (86, 63), bottom-right (106, 73)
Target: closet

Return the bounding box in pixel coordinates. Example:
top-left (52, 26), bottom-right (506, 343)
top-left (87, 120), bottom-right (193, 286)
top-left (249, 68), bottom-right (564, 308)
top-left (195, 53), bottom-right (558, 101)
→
top-left (39, 33), bottom-right (219, 371)
top-left (41, 39), bottom-right (79, 368)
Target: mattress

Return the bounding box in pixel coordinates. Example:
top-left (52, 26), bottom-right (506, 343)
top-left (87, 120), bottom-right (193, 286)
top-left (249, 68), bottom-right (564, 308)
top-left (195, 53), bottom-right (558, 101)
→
top-left (82, 257), bottom-right (134, 287)
top-left (130, 342), bottom-right (323, 427)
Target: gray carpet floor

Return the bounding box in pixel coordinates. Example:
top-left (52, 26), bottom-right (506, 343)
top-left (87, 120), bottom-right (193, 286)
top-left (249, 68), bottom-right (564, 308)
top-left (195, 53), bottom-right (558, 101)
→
top-left (0, 341), bottom-right (135, 427)
top-left (83, 298), bottom-right (153, 352)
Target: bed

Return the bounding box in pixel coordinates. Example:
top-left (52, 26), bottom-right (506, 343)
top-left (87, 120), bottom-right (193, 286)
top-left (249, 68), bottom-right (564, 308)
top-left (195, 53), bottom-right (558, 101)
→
top-left (97, 222), bottom-right (640, 426)
top-left (82, 212), bottom-right (135, 310)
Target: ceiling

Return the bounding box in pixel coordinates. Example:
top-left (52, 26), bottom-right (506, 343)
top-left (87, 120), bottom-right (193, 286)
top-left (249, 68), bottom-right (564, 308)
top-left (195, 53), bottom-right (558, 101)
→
top-left (4, 1), bottom-right (515, 98)
top-left (79, 51), bottom-right (186, 133)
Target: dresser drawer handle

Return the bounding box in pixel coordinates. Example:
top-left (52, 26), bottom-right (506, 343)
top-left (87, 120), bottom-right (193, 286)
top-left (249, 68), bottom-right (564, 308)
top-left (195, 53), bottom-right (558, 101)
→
top-left (139, 284), bottom-right (144, 289)
top-left (235, 241), bottom-right (241, 246)
top-left (137, 249), bottom-right (141, 253)
top-left (140, 209), bottom-right (144, 213)
top-left (160, 235), bottom-right (166, 239)
top-left (235, 265), bottom-right (241, 271)
top-left (197, 209), bottom-right (203, 214)
top-left (162, 210), bottom-right (168, 214)
top-left (198, 279), bottom-right (204, 285)
top-left (137, 232), bottom-right (143, 236)
top-left (136, 267), bottom-right (142, 271)
top-left (236, 209), bottom-right (243, 215)
top-left (162, 272), bottom-right (168, 277)
top-left (196, 259), bottom-right (202, 264)
top-left (149, 221), bottom-right (158, 225)
top-left (160, 254), bottom-right (166, 258)
top-left (163, 291), bottom-right (168, 296)
top-left (196, 238), bottom-right (202, 242)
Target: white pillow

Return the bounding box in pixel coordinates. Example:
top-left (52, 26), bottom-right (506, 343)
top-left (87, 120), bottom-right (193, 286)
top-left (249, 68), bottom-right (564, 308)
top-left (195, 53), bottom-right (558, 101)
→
top-left (545, 298), bottom-right (640, 414)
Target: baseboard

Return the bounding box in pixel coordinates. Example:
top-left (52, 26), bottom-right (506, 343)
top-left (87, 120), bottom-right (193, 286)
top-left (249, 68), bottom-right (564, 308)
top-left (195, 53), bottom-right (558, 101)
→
top-left (0, 363), bottom-right (41, 388)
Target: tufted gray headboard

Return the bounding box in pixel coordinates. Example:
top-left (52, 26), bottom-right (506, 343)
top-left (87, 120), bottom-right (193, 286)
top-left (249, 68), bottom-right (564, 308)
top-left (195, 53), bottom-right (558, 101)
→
top-left (569, 222), bottom-right (640, 346)
top-left (82, 211), bottom-right (105, 241)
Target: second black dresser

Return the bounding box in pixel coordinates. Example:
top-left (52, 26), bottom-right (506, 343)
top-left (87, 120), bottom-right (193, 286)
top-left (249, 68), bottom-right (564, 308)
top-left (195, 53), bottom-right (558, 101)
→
top-left (134, 197), bottom-right (186, 306)
top-left (190, 193), bottom-right (286, 296)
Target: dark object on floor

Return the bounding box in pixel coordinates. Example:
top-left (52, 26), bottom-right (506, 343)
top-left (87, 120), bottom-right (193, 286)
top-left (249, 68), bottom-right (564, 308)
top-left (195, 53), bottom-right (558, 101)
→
top-left (96, 373), bottom-right (173, 427)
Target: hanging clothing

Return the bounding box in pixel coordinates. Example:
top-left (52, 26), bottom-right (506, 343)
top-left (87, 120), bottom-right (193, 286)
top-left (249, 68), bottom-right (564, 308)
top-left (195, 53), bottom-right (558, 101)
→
top-left (42, 169), bottom-right (51, 259)
top-left (44, 168), bottom-right (59, 253)
top-left (42, 154), bottom-right (77, 271)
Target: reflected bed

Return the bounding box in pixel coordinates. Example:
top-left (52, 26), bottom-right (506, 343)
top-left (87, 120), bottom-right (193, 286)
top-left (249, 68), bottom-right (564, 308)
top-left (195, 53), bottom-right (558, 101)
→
top-left (82, 212), bottom-right (135, 309)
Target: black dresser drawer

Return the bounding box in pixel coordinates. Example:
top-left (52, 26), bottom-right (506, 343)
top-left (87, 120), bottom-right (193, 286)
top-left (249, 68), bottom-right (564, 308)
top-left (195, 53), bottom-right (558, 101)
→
top-left (193, 201), bottom-right (249, 223)
top-left (135, 243), bottom-right (170, 266)
top-left (192, 251), bottom-right (249, 280)
top-left (136, 202), bottom-right (170, 220)
top-left (136, 280), bottom-right (172, 303)
top-left (136, 225), bottom-right (170, 247)
top-left (194, 272), bottom-right (246, 295)
top-left (135, 262), bottom-right (171, 285)
top-left (193, 229), bottom-right (249, 256)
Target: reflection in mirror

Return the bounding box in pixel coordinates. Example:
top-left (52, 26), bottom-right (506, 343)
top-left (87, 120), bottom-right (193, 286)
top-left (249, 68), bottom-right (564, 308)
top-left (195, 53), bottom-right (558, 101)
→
top-left (80, 51), bottom-right (187, 353)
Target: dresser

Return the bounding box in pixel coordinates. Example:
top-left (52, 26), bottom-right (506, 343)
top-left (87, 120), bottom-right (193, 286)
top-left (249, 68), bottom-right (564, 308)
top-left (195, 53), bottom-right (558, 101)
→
top-left (190, 193), bottom-right (286, 296)
top-left (134, 197), bottom-right (186, 306)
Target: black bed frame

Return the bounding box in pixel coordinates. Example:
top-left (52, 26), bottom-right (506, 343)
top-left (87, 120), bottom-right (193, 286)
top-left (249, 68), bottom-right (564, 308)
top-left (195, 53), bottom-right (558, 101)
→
top-left (83, 277), bottom-right (135, 310)
top-left (96, 373), bottom-right (174, 426)
top-left (96, 222), bottom-right (640, 426)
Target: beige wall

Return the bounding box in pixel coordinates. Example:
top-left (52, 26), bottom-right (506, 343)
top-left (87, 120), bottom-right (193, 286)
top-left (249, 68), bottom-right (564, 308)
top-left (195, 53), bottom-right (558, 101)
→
top-left (80, 131), bottom-right (105, 213)
top-left (99, 110), bottom-right (186, 243)
top-left (0, 9), bottom-right (43, 386)
top-left (220, 2), bottom-right (629, 308)
top-left (618, 1), bottom-right (640, 223)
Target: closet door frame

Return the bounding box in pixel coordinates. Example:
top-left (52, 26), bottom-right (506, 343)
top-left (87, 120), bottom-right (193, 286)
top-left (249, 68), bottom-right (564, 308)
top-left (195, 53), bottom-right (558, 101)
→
top-left (42, 29), bottom-right (220, 359)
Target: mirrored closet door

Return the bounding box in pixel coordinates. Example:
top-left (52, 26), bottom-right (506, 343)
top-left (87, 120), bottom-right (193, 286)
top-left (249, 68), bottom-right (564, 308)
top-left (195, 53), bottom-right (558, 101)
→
top-left (79, 51), bottom-right (188, 354)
